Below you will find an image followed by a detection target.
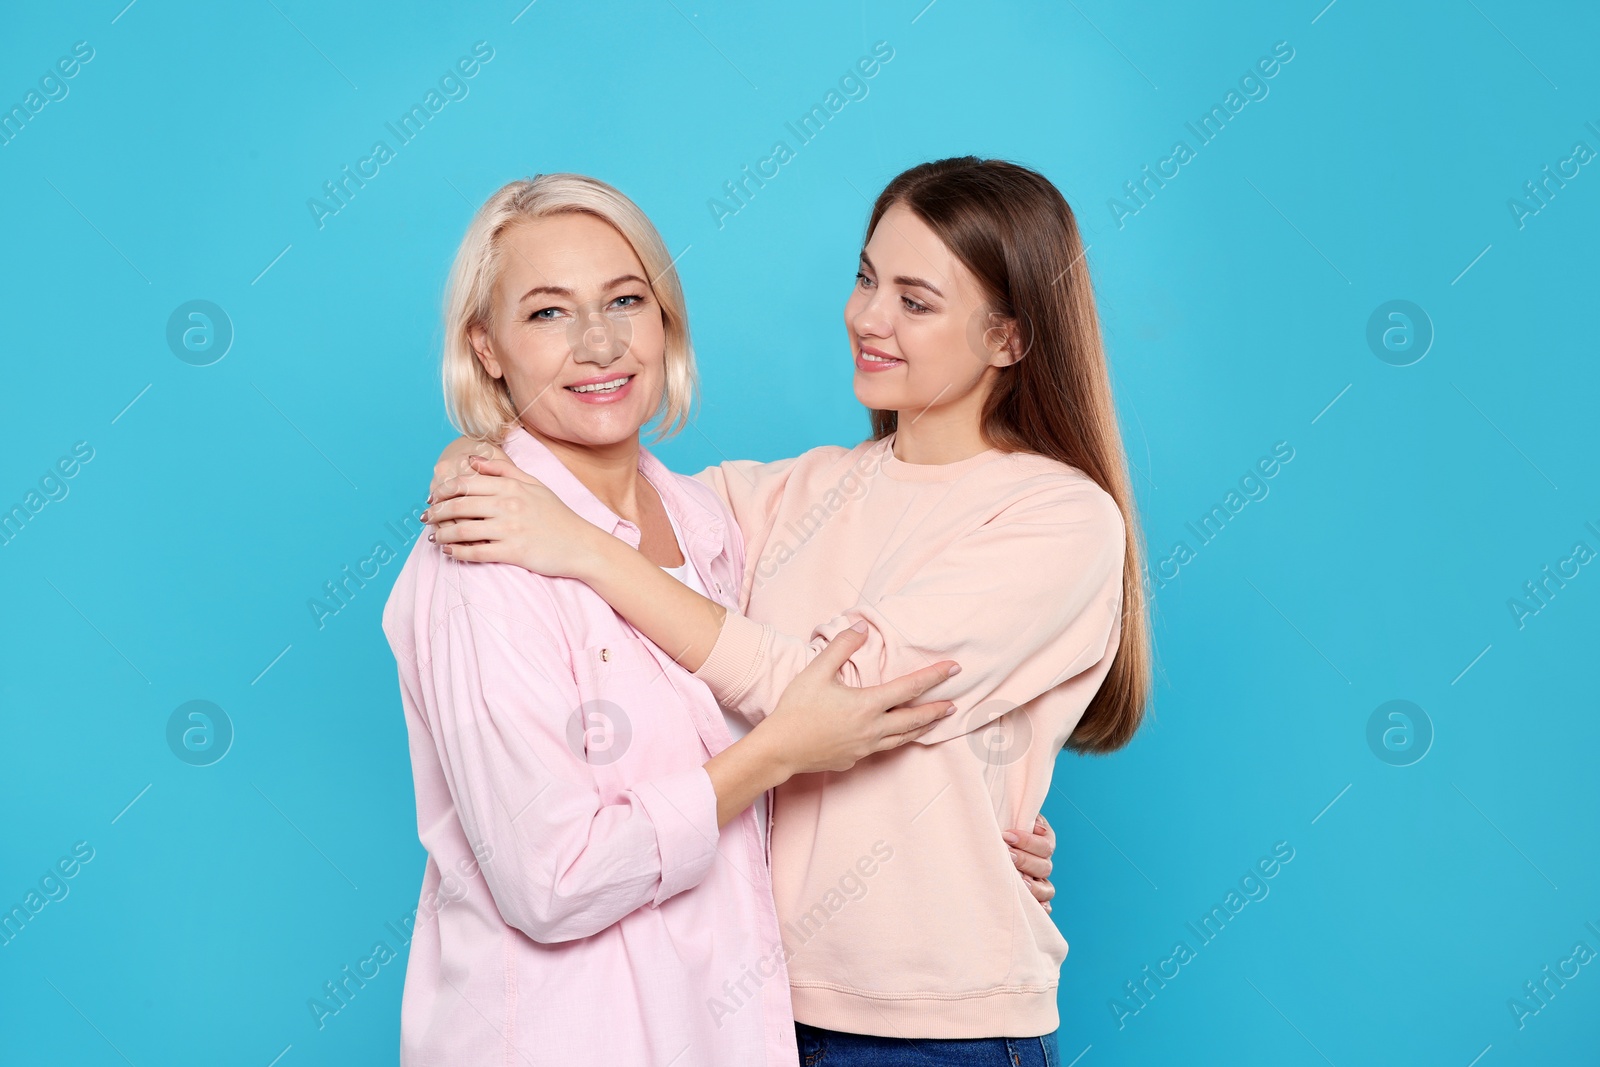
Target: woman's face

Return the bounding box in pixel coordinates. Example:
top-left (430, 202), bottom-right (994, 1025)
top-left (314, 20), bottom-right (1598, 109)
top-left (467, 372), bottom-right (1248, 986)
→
top-left (844, 202), bottom-right (1016, 418)
top-left (469, 213), bottom-right (667, 450)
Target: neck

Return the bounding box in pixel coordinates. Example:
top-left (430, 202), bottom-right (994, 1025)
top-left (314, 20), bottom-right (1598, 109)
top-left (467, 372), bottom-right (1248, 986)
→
top-left (524, 423), bottom-right (647, 522)
top-left (889, 369), bottom-right (996, 464)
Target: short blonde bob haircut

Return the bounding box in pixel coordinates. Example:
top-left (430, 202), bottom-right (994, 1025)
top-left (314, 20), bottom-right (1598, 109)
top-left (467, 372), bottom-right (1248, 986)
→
top-left (441, 174), bottom-right (697, 442)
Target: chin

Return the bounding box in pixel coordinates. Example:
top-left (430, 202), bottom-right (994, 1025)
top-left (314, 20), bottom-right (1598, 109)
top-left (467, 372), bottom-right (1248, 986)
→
top-left (574, 416), bottom-right (649, 448)
top-left (852, 380), bottom-right (904, 412)
top-left (532, 409), bottom-right (649, 451)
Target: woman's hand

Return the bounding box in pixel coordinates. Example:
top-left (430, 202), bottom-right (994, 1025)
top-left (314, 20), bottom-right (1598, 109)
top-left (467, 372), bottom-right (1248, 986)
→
top-left (1004, 814), bottom-right (1057, 914)
top-left (703, 625), bottom-right (961, 827)
top-left (757, 625), bottom-right (960, 777)
top-left (423, 456), bottom-right (604, 579)
top-left (430, 436), bottom-right (511, 504)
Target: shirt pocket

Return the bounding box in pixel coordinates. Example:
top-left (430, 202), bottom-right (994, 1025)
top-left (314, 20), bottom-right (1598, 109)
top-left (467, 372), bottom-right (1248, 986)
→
top-left (567, 637), bottom-right (659, 767)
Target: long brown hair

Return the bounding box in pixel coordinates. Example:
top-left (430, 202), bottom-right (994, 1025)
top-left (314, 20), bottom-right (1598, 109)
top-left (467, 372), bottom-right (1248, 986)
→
top-left (865, 157), bottom-right (1151, 753)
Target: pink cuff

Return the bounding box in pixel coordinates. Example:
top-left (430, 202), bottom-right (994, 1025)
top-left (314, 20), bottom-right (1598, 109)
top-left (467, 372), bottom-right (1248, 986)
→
top-left (633, 767), bottom-right (720, 907)
top-left (693, 611), bottom-right (771, 709)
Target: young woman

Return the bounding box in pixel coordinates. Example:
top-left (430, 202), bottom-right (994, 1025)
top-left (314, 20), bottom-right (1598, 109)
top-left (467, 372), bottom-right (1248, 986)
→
top-left (426, 157), bottom-right (1150, 1065)
top-left (384, 172), bottom-right (1057, 1066)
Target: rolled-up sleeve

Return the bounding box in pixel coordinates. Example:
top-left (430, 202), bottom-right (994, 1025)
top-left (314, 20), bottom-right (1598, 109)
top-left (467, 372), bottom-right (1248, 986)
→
top-left (694, 480), bottom-right (1127, 746)
top-left (421, 576), bottom-right (720, 942)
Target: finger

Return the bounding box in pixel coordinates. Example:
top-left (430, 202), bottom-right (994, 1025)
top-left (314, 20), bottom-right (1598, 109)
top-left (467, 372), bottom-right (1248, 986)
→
top-left (874, 701), bottom-right (955, 749)
top-left (440, 540), bottom-right (515, 563)
top-left (878, 719), bottom-right (941, 750)
top-left (879, 712), bottom-right (945, 748)
top-left (430, 441), bottom-right (497, 500)
top-left (434, 471), bottom-right (517, 502)
top-left (467, 456), bottom-right (539, 483)
top-left (422, 496), bottom-right (499, 525)
top-left (807, 624), bottom-right (868, 679)
top-left (1006, 824), bottom-right (1055, 860)
top-left (432, 519), bottom-right (499, 545)
top-left (1011, 847), bottom-right (1052, 880)
top-left (863, 659), bottom-right (960, 711)
top-left (1024, 875), bottom-right (1056, 904)
top-left (1035, 812), bottom-right (1055, 849)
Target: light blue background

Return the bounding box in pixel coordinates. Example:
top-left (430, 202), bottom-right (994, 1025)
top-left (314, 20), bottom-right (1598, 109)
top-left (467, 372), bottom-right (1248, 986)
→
top-left (2, 1), bottom-right (1596, 1064)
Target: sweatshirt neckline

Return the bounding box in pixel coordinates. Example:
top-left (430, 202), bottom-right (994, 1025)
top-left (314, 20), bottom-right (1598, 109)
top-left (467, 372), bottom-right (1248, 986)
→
top-left (876, 433), bottom-right (1003, 482)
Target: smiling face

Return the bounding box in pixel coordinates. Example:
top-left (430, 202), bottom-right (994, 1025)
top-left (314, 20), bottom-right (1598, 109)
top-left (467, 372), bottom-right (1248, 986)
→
top-left (467, 212), bottom-right (666, 451)
top-left (844, 202), bottom-right (1019, 420)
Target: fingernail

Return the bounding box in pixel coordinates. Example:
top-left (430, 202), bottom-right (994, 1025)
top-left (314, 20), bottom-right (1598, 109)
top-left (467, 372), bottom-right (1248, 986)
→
top-left (946, 664), bottom-right (961, 677)
top-left (1001, 831), bottom-right (1019, 844)
top-left (427, 531), bottom-right (435, 543)
top-left (943, 704), bottom-right (956, 717)
top-left (420, 510), bottom-right (430, 522)
top-left (849, 621), bottom-right (867, 633)
top-left (1011, 850), bottom-right (1023, 866)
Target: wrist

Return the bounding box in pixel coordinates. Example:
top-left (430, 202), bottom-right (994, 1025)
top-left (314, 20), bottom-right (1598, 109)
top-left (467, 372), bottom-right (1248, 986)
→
top-left (744, 719), bottom-right (797, 790)
top-left (564, 524), bottom-right (616, 582)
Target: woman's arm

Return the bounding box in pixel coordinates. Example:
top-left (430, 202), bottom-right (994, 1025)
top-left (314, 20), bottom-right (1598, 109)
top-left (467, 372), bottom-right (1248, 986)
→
top-left (423, 586), bottom-right (719, 944)
top-left (705, 624), bottom-right (957, 825)
top-left (691, 479), bottom-right (1126, 748)
top-left (426, 457), bottom-right (1125, 748)
top-left (425, 445), bottom-right (1063, 904)
top-left (425, 573), bottom-right (955, 944)
top-left (426, 455), bottom-right (766, 673)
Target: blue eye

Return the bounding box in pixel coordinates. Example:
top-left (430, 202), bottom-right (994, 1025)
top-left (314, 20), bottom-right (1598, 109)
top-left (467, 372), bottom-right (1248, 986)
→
top-left (529, 307), bottom-right (561, 321)
top-left (902, 296), bottom-right (928, 313)
top-left (855, 271), bottom-right (874, 288)
top-left (612, 294), bottom-right (643, 309)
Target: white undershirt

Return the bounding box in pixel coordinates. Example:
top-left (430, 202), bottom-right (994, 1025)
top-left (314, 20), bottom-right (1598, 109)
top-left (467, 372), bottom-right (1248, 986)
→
top-left (658, 507), bottom-right (768, 849)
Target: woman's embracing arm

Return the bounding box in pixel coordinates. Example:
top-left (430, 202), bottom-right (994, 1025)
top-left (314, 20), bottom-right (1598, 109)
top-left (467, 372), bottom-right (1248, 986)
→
top-left (424, 452), bottom-right (1124, 751)
top-left (694, 478), bottom-right (1127, 748)
top-left (421, 447), bottom-right (1067, 907)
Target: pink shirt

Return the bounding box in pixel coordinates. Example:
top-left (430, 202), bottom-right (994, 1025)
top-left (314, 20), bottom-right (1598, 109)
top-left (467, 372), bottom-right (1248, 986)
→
top-left (691, 435), bottom-right (1125, 1038)
top-left (382, 427), bottom-right (796, 1066)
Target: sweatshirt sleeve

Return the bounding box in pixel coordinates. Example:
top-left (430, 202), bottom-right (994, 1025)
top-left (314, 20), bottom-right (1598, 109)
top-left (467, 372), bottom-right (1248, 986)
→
top-left (420, 575), bottom-right (720, 943)
top-left (692, 453), bottom-right (821, 605)
top-left (692, 477), bottom-right (1126, 747)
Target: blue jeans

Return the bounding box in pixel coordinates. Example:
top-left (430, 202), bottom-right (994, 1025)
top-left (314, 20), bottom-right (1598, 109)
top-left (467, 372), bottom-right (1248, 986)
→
top-left (795, 1022), bottom-right (1060, 1066)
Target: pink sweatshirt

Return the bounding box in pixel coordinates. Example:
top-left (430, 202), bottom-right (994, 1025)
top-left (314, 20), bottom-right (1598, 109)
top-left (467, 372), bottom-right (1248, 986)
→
top-left (692, 433), bottom-right (1126, 1038)
top-left (382, 427), bottom-right (797, 1065)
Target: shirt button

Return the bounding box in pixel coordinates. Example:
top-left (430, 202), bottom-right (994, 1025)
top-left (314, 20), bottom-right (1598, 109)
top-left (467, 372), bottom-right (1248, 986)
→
top-left (600, 648), bottom-right (611, 662)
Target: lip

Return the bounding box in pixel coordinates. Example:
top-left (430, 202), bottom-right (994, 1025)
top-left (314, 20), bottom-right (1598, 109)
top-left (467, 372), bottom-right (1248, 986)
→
top-left (855, 345), bottom-right (904, 373)
top-left (565, 372), bottom-right (635, 403)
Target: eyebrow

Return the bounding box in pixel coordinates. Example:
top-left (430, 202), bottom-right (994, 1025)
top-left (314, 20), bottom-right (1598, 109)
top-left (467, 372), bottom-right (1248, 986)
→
top-left (859, 253), bottom-right (943, 298)
top-left (517, 274), bottom-right (649, 301)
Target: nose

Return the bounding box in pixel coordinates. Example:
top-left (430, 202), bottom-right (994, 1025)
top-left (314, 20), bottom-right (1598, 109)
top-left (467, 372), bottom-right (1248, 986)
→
top-left (570, 306), bottom-right (627, 367)
top-left (848, 288), bottom-right (891, 341)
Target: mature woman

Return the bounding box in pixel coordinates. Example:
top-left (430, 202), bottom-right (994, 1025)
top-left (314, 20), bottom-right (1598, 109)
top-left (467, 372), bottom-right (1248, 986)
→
top-left (426, 157), bottom-right (1150, 1065)
top-left (382, 173), bottom-right (1053, 1065)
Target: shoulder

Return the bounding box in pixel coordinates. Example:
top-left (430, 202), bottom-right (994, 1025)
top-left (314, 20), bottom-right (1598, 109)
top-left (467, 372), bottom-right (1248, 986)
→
top-left (706, 442), bottom-right (858, 480)
top-left (664, 467), bottom-right (742, 551)
top-left (665, 466), bottom-right (731, 517)
top-left (384, 536), bottom-right (562, 648)
top-left (690, 441), bottom-right (864, 507)
top-left (986, 452), bottom-right (1125, 538)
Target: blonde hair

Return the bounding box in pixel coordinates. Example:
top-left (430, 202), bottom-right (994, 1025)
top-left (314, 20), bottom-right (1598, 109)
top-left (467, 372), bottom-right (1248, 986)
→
top-left (441, 173), bottom-right (696, 441)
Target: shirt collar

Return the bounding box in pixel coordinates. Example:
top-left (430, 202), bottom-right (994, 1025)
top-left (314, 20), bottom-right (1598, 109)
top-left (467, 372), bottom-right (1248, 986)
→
top-left (498, 426), bottom-right (726, 557)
